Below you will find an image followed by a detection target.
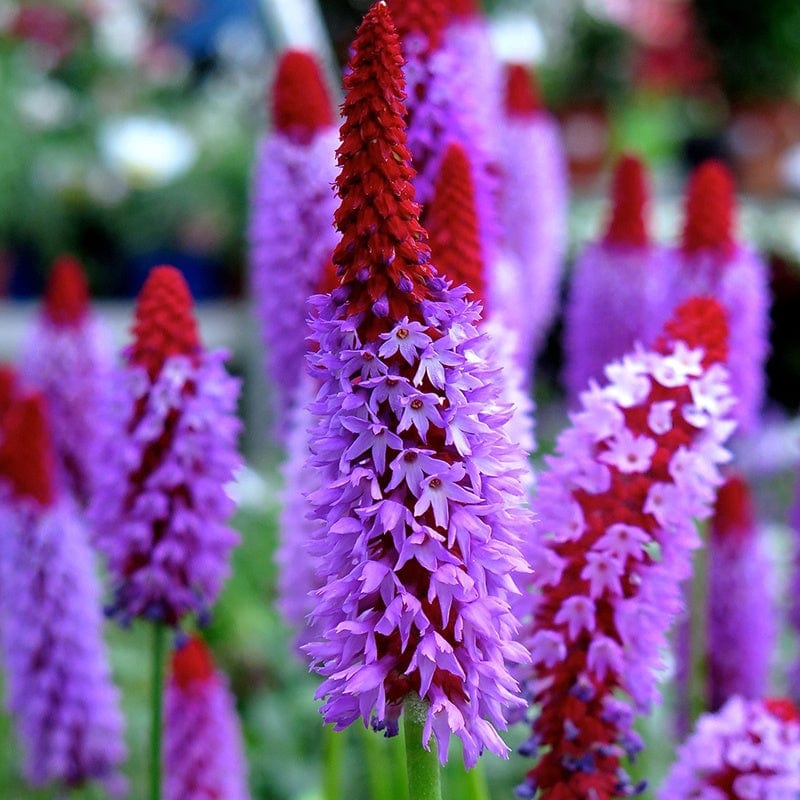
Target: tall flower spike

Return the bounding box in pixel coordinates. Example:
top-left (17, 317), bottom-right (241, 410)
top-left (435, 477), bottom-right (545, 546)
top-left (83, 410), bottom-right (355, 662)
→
top-left (20, 255), bottom-right (113, 503)
top-left (0, 380), bottom-right (127, 796)
top-left (248, 48), bottom-right (339, 440)
top-left (658, 697), bottom-right (800, 799)
top-left (516, 297), bottom-right (736, 799)
top-left (89, 266), bottom-right (242, 625)
top-left (304, 2), bottom-right (533, 767)
top-left (673, 159), bottom-right (770, 433)
top-left (164, 635), bottom-right (251, 800)
top-left (708, 473), bottom-right (775, 710)
top-left (499, 63), bottom-right (568, 368)
top-left (564, 155), bottom-right (674, 400)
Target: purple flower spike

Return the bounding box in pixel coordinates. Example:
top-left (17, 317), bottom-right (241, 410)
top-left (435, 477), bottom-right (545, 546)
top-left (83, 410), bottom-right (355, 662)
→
top-left (708, 473), bottom-right (775, 711)
top-left (500, 65), bottom-right (569, 366)
top-left (20, 255), bottom-right (113, 504)
top-left (658, 697), bottom-right (800, 800)
top-left (303, 4), bottom-right (533, 767)
top-left (89, 267), bottom-right (242, 626)
top-left (248, 49), bottom-right (339, 440)
top-left (564, 155), bottom-right (675, 400)
top-left (0, 381), bottom-right (126, 796)
top-left (165, 636), bottom-right (250, 800)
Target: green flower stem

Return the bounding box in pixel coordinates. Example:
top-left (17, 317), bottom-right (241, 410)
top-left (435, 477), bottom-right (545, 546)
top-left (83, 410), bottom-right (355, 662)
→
top-left (149, 622), bottom-right (166, 800)
top-left (323, 724), bottom-right (345, 800)
top-left (465, 762), bottom-right (490, 800)
top-left (403, 694), bottom-right (442, 800)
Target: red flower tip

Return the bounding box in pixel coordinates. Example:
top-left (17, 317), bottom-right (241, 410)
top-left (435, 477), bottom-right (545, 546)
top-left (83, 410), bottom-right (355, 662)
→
top-left (426, 143), bottom-right (486, 306)
top-left (0, 366), bottom-right (17, 419)
top-left (387, 0), bottom-right (447, 51)
top-left (333, 1), bottom-right (435, 339)
top-left (316, 258), bottom-right (340, 296)
top-left (443, 0), bottom-right (483, 19)
top-left (604, 154), bottom-right (649, 247)
top-left (271, 49), bottom-right (334, 143)
top-left (712, 473), bottom-right (754, 546)
top-left (0, 388), bottom-right (56, 508)
top-left (129, 266), bottom-right (200, 379)
top-left (764, 698), bottom-right (800, 724)
top-left (504, 63), bottom-right (543, 116)
top-left (44, 254), bottom-right (89, 326)
top-left (682, 160), bottom-right (736, 254)
top-left (657, 296), bottom-right (728, 367)
top-left (171, 636), bottom-right (216, 689)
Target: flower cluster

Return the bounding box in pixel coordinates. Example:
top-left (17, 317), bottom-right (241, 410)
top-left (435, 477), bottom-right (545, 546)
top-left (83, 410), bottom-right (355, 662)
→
top-left (499, 64), bottom-right (568, 366)
top-left (674, 160), bottom-right (770, 433)
top-left (564, 154), bottom-right (673, 399)
top-left (0, 374), bottom-right (126, 796)
top-left (304, 3), bottom-right (533, 767)
top-left (516, 297), bottom-right (737, 799)
top-left (164, 635), bottom-right (250, 800)
top-left (248, 49), bottom-right (339, 438)
top-left (708, 473), bottom-right (775, 710)
top-left (20, 255), bottom-right (113, 503)
top-left (89, 266), bottom-right (242, 625)
top-left (658, 697), bottom-right (800, 799)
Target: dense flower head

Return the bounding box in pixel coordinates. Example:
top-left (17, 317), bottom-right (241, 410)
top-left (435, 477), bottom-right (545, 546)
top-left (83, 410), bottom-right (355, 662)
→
top-left (564, 156), bottom-right (672, 399)
top-left (708, 473), bottom-right (775, 710)
top-left (249, 48), bottom-right (339, 439)
top-left (658, 696), bottom-right (800, 800)
top-left (43, 254), bottom-right (89, 326)
top-left (604, 154), bottom-right (648, 247)
top-left (22, 255), bottom-right (113, 502)
top-left (388, 0), bottom-right (446, 52)
top-left (444, 0), bottom-right (484, 18)
top-left (504, 63), bottom-right (543, 116)
top-left (271, 49), bottom-right (334, 141)
top-left (165, 635), bottom-right (250, 800)
top-left (89, 266), bottom-right (242, 625)
top-left (304, 2), bottom-right (533, 768)
top-left (516, 297), bottom-right (736, 800)
top-left (0, 378), bottom-right (127, 796)
top-left (682, 160), bottom-right (735, 256)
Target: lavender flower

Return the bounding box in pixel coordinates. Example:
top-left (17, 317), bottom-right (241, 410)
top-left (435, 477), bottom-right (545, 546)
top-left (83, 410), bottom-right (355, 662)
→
top-left (708, 473), bottom-right (775, 710)
top-left (517, 298), bottom-right (737, 798)
top-left (0, 383), bottom-right (126, 796)
top-left (20, 255), bottom-right (113, 504)
top-left (658, 697), bottom-right (800, 800)
top-left (304, 3), bottom-right (533, 767)
top-left (164, 635), bottom-right (250, 800)
top-left (89, 266), bottom-right (242, 625)
top-left (248, 49), bottom-right (339, 439)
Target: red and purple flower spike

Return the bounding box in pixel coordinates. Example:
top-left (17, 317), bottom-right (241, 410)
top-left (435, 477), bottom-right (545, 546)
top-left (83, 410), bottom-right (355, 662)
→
top-left (248, 48), bottom-right (339, 440)
top-left (564, 155), bottom-right (673, 400)
top-left (20, 255), bottom-right (113, 503)
top-left (516, 297), bottom-right (737, 799)
top-left (658, 696), bottom-right (800, 799)
top-left (673, 160), bottom-right (770, 433)
top-left (304, 3), bottom-right (533, 766)
top-left (708, 473), bottom-right (775, 710)
top-left (89, 266), bottom-right (242, 626)
top-left (0, 374), bottom-right (127, 796)
top-left (164, 635), bottom-right (250, 800)
top-left (499, 63), bottom-right (568, 368)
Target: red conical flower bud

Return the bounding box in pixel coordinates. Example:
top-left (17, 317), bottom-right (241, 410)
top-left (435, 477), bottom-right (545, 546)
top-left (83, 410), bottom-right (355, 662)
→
top-left (764, 697), bottom-right (800, 724)
top-left (43, 255), bottom-right (89, 326)
top-left (712, 473), bottom-right (755, 547)
top-left (426, 142), bottom-right (486, 306)
top-left (387, 0), bottom-right (447, 52)
top-left (657, 296), bottom-right (728, 367)
top-left (443, 0), bottom-right (483, 19)
top-left (129, 266), bottom-right (200, 380)
top-left (504, 63), bottom-right (543, 116)
top-left (172, 636), bottom-right (216, 689)
top-left (682, 160), bottom-right (736, 255)
top-left (0, 388), bottom-right (56, 507)
top-left (604, 154), bottom-right (649, 247)
top-left (333, 2), bottom-right (435, 339)
top-left (271, 49), bottom-right (335, 143)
